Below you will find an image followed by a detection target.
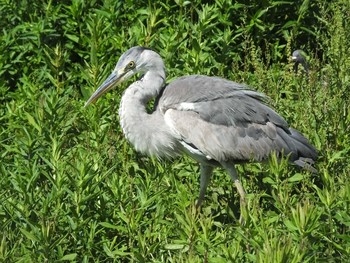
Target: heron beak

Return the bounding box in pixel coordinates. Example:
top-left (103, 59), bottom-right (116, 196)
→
top-left (291, 56), bottom-right (297, 61)
top-left (84, 69), bottom-right (126, 107)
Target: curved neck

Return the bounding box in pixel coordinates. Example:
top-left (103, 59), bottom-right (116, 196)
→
top-left (118, 70), bottom-right (178, 158)
top-left (139, 70), bottom-right (166, 102)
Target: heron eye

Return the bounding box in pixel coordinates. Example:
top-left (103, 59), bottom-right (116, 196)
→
top-left (127, 61), bottom-right (135, 69)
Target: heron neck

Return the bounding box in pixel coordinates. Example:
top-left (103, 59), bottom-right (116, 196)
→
top-left (121, 70), bottom-right (165, 106)
top-left (118, 70), bottom-right (178, 158)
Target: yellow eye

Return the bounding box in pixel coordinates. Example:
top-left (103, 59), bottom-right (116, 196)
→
top-left (127, 61), bottom-right (135, 69)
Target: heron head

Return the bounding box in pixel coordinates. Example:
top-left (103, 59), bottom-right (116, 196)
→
top-left (84, 46), bottom-right (161, 107)
top-left (291, 49), bottom-right (309, 75)
top-left (291, 50), bottom-right (307, 63)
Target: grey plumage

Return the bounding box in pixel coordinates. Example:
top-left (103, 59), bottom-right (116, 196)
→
top-left (292, 49), bottom-right (309, 77)
top-left (85, 46), bottom-right (317, 217)
top-left (160, 75), bottom-right (316, 167)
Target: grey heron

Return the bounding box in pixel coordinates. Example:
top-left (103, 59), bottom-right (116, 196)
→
top-left (85, 46), bottom-right (317, 216)
top-left (292, 50), bottom-right (309, 77)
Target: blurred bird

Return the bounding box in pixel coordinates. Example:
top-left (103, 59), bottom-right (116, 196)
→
top-left (292, 49), bottom-right (309, 77)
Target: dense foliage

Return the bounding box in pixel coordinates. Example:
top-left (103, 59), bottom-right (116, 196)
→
top-left (0, 0), bottom-right (349, 262)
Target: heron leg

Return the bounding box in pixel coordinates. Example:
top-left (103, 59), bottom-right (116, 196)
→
top-left (196, 164), bottom-right (214, 208)
top-left (221, 162), bottom-right (247, 224)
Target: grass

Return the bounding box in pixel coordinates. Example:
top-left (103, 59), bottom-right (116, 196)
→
top-left (0, 0), bottom-right (349, 262)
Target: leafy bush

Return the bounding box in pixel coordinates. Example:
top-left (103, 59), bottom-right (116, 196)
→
top-left (0, 0), bottom-right (349, 262)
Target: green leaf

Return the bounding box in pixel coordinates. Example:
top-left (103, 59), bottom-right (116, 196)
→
top-left (24, 111), bottom-right (41, 133)
top-left (99, 222), bottom-right (119, 229)
top-left (164, 244), bottom-right (187, 250)
top-left (284, 220), bottom-right (299, 232)
top-left (58, 253), bottom-right (77, 261)
top-left (287, 173), bottom-right (304, 182)
top-left (263, 177), bottom-right (275, 185)
top-left (65, 33), bottom-right (79, 43)
top-left (20, 228), bottom-right (39, 242)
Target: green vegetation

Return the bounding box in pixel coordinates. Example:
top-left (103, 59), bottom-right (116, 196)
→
top-left (1, 0), bottom-right (349, 262)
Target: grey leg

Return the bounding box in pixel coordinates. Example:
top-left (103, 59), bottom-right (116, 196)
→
top-left (196, 164), bottom-right (214, 208)
top-left (221, 162), bottom-right (246, 201)
top-left (221, 162), bottom-right (247, 224)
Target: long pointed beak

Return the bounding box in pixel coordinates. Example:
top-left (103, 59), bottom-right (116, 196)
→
top-left (84, 70), bottom-right (126, 107)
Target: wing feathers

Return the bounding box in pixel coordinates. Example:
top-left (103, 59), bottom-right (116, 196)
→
top-left (165, 109), bottom-right (282, 162)
top-left (159, 75), bottom-right (317, 170)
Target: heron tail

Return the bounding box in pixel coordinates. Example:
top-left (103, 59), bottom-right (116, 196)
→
top-left (289, 128), bottom-right (318, 173)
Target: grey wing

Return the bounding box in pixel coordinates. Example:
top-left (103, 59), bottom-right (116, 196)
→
top-left (159, 75), bottom-right (287, 126)
top-left (159, 75), bottom-right (312, 163)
